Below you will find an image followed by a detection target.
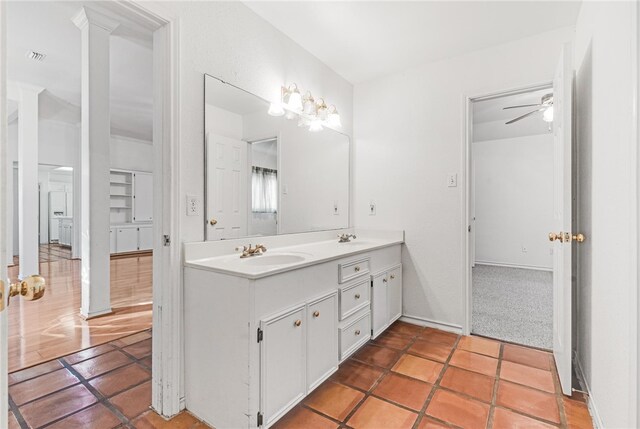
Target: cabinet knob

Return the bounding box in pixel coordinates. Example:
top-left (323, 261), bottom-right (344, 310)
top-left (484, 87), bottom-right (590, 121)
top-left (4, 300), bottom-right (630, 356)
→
top-left (355, 330), bottom-right (361, 336)
top-left (313, 310), bottom-right (320, 318)
top-left (354, 266), bottom-right (360, 272)
top-left (383, 278), bottom-right (388, 283)
top-left (294, 319), bottom-right (302, 327)
top-left (390, 274), bottom-right (395, 280)
top-left (355, 293), bottom-right (361, 299)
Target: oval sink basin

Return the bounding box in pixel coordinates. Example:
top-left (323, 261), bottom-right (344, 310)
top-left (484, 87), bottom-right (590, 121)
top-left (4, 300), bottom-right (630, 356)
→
top-left (242, 253), bottom-right (309, 266)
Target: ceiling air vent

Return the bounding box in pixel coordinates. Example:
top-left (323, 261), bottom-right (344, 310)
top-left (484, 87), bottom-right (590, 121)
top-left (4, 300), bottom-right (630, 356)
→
top-left (25, 51), bottom-right (46, 62)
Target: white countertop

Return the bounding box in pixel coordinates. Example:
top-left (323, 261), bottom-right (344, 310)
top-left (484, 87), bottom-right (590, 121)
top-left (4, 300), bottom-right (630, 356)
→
top-left (184, 230), bottom-right (403, 279)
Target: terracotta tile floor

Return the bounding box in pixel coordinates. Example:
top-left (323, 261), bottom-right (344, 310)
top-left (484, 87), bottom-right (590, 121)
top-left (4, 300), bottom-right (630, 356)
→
top-left (275, 321), bottom-right (595, 429)
top-left (7, 330), bottom-right (209, 429)
top-left (8, 321), bottom-right (594, 428)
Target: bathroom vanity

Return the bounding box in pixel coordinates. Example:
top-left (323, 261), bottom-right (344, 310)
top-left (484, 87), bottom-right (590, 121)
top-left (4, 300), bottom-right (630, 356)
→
top-left (183, 229), bottom-right (403, 429)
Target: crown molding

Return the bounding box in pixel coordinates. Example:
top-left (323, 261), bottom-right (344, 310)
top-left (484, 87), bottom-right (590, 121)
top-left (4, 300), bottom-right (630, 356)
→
top-left (72, 6), bottom-right (120, 33)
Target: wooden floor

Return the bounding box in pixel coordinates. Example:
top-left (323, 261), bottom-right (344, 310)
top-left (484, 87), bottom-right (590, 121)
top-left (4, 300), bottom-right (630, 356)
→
top-left (6, 255), bottom-right (152, 373)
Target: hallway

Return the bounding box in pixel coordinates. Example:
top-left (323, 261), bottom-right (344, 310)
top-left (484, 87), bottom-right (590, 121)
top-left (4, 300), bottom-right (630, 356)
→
top-left (6, 255), bottom-right (152, 372)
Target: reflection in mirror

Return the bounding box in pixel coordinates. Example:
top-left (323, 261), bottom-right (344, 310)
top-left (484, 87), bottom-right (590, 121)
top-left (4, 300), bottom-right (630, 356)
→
top-left (204, 75), bottom-right (350, 240)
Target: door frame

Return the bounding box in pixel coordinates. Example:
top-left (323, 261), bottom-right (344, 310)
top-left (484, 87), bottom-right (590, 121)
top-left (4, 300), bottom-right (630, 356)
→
top-left (110, 1), bottom-right (183, 418)
top-left (461, 81), bottom-right (553, 336)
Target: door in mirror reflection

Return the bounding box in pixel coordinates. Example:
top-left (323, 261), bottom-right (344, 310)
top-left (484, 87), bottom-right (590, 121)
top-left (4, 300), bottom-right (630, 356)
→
top-left (204, 74), bottom-right (349, 241)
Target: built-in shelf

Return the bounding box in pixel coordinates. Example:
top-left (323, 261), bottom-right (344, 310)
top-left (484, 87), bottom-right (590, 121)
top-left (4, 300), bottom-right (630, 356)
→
top-left (110, 181), bottom-right (132, 185)
top-left (111, 206), bottom-right (132, 209)
top-left (111, 194), bottom-right (132, 197)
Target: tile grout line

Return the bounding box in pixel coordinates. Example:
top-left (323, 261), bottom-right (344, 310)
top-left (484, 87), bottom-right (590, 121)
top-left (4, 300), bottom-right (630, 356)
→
top-left (486, 341), bottom-right (504, 429)
top-left (9, 393), bottom-right (30, 429)
top-left (41, 357), bottom-right (135, 429)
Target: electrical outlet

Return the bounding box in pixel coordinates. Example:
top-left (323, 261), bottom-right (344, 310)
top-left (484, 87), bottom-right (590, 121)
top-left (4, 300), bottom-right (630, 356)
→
top-left (186, 195), bottom-right (200, 216)
top-left (522, 246), bottom-right (528, 253)
top-left (369, 201), bottom-right (376, 215)
top-left (333, 201), bottom-right (339, 215)
top-left (447, 174), bottom-right (458, 187)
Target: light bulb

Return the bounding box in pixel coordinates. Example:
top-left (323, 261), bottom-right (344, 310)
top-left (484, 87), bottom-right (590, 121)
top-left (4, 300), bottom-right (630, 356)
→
top-left (543, 106), bottom-right (554, 122)
top-left (309, 119), bottom-right (323, 132)
top-left (268, 102), bottom-right (285, 117)
top-left (297, 117), bottom-right (310, 128)
top-left (287, 90), bottom-right (303, 111)
top-left (285, 110), bottom-right (297, 120)
top-left (327, 112), bottom-right (342, 128)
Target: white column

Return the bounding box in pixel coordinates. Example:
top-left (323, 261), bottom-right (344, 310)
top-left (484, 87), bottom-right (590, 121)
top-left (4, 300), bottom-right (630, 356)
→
top-left (15, 84), bottom-right (43, 279)
top-left (72, 7), bottom-right (119, 319)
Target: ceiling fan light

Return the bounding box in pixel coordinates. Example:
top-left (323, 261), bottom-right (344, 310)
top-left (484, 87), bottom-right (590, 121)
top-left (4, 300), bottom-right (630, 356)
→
top-left (543, 106), bottom-right (554, 122)
top-left (268, 102), bottom-right (285, 117)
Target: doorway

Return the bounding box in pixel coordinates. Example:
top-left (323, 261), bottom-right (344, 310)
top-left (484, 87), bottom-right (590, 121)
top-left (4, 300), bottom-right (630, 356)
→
top-left (467, 85), bottom-right (555, 349)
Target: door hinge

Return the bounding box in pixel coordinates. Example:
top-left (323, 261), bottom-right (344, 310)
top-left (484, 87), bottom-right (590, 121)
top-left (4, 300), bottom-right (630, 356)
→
top-left (257, 328), bottom-right (263, 343)
top-left (257, 412), bottom-right (263, 427)
top-left (163, 235), bottom-right (171, 246)
top-left (468, 225), bottom-right (471, 232)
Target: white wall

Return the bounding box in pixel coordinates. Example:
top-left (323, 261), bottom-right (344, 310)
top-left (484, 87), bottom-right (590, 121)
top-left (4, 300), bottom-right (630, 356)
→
top-left (574, 1), bottom-right (638, 427)
top-left (110, 135), bottom-right (154, 172)
top-left (473, 134), bottom-right (554, 270)
top-left (353, 27), bottom-right (574, 329)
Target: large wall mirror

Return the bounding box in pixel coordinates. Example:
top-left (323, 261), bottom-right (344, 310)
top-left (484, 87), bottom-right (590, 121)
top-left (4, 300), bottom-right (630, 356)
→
top-left (204, 74), bottom-right (350, 240)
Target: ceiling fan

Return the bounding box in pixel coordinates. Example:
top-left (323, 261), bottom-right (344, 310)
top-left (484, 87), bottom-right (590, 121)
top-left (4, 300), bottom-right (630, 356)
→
top-left (503, 93), bottom-right (554, 124)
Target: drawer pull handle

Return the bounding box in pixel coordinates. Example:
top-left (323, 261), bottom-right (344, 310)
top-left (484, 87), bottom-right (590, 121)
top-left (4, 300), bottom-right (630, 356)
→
top-left (390, 274), bottom-right (395, 280)
top-left (355, 293), bottom-right (361, 299)
top-left (355, 330), bottom-right (361, 336)
top-left (354, 266), bottom-right (361, 272)
top-left (313, 310), bottom-right (320, 318)
top-left (294, 320), bottom-right (302, 327)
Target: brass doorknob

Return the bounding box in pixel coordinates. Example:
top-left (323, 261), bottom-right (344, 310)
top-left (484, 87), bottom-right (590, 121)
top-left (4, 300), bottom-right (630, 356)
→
top-left (0, 275), bottom-right (46, 312)
top-left (209, 218), bottom-right (218, 226)
top-left (572, 233), bottom-right (586, 243)
top-left (548, 232), bottom-right (564, 242)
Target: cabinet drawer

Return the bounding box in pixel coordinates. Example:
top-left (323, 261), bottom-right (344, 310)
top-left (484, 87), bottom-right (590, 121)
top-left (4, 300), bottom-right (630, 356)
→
top-left (339, 279), bottom-right (370, 320)
top-left (339, 311), bottom-right (371, 361)
top-left (338, 257), bottom-right (370, 284)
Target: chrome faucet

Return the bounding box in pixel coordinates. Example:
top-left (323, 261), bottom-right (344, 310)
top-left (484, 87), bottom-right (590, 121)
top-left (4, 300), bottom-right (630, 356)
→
top-left (235, 244), bottom-right (267, 258)
top-left (338, 233), bottom-right (356, 243)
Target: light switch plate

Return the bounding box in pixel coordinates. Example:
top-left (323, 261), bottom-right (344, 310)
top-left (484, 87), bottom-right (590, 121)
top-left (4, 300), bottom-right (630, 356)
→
top-left (186, 195), bottom-right (200, 216)
top-left (447, 174), bottom-right (458, 187)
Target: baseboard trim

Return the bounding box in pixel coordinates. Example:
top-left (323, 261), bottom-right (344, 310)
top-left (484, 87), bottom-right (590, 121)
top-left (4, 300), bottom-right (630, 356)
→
top-left (400, 314), bottom-right (462, 334)
top-left (474, 261), bottom-right (552, 272)
top-left (574, 356), bottom-right (603, 428)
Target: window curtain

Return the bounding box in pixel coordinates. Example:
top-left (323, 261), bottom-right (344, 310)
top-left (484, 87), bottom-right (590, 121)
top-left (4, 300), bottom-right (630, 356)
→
top-left (252, 166), bottom-right (278, 213)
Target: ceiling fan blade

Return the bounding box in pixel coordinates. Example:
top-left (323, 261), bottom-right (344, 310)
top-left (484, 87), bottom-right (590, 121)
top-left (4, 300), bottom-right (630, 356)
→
top-left (505, 107), bottom-right (545, 124)
top-left (503, 103), bottom-right (542, 110)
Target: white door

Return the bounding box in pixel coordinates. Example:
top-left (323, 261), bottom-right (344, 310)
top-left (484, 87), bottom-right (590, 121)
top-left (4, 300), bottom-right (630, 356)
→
top-left (260, 304), bottom-right (306, 428)
top-left (306, 292), bottom-right (338, 392)
top-left (551, 43), bottom-right (574, 396)
top-left (133, 172), bottom-right (153, 222)
top-left (206, 133), bottom-right (247, 240)
top-left (387, 265), bottom-right (403, 324)
top-left (138, 226), bottom-right (153, 251)
top-left (116, 228), bottom-right (138, 253)
top-left (371, 273), bottom-right (388, 338)
top-left (1, 3), bottom-right (8, 415)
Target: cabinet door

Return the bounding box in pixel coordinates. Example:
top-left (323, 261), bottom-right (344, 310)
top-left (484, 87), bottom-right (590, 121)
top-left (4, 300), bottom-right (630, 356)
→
top-left (138, 226), bottom-right (153, 250)
top-left (116, 228), bottom-right (138, 253)
top-left (110, 228), bottom-right (117, 253)
top-left (387, 265), bottom-right (403, 324)
top-left (307, 292), bottom-right (338, 392)
top-left (133, 172), bottom-right (153, 222)
top-left (260, 305), bottom-right (306, 427)
top-left (371, 273), bottom-right (388, 338)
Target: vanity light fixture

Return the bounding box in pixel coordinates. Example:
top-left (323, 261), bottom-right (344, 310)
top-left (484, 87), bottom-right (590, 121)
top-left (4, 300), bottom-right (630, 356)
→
top-left (309, 119), bottom-right (323, 132)
top-left (267, 102), bottom-right (285, 117)
top-left (327, 105), bottom-right (342, 128)
top-left (274, 83), bottom-right (342, 131)
top-left (282, 83), bottom-right (303, 111)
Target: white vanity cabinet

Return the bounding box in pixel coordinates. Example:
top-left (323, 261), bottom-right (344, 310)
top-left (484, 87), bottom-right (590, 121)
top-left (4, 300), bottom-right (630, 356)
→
top-left (371, 264), bottom-right (403, 338)
top-left (184, 241), bottom-right (401, 429)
